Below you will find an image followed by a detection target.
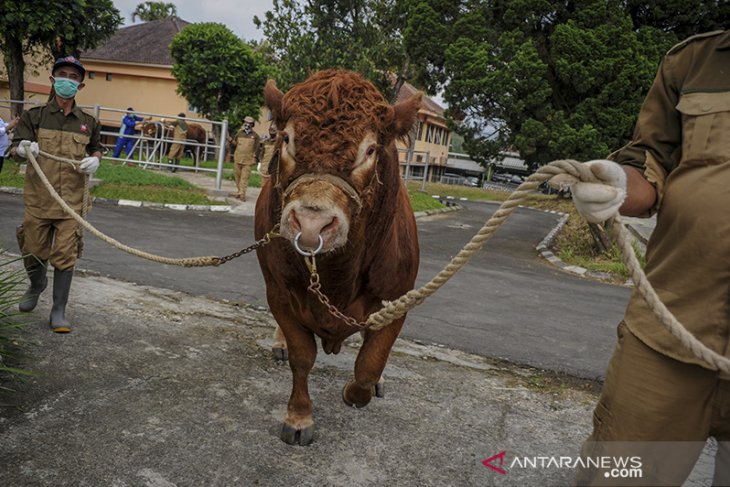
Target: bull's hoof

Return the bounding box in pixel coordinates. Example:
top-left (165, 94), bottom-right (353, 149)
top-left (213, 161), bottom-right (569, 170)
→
top-left (272, 345), bottom-right (288, 362)
top-left (342, 379), bottom-right (373, 408)
top-left (280, 422), bottom-right (315, 446)
top-left (374, 381), bottom-right (384, 398)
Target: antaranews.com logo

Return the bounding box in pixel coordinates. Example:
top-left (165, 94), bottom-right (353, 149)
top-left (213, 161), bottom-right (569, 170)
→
top-left (483, 450), bottom-right (643, 481)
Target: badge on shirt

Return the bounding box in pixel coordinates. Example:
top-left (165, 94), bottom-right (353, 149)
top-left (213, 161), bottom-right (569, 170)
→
top-left (80, 124), bottom-right (88, 133)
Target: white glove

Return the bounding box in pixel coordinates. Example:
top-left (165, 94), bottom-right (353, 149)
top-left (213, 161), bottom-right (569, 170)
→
top-left (571, 160), bottom-right (627, 223)
top-left (79, 156), bottom-right (100, 175)
top-left (16, 140), bottom-right (39, 159)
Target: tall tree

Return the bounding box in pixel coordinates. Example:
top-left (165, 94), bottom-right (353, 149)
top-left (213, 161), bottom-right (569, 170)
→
top-left (0, 0), bottom-right (121, 116)
top-left (170, 23), bottom-right (271, 138)
top-left (440, 0), bottom-right (727, 168)
top-left (255, 0), bottom-right (431, 103)
top-left (131, 1), bottom-right (177, 22)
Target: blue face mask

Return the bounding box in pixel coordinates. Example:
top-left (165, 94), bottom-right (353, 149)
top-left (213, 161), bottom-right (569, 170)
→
top-left (53, 77), bottom-right (80, 99)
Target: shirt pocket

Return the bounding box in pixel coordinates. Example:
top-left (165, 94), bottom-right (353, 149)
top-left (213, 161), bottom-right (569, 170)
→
top-left (675, 92), bottom-right (730, 165)
top-left (70, 133), bottom-right (90, 159)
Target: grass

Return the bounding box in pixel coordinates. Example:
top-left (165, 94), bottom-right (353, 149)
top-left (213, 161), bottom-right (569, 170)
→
top-left (0, 160), bottom-right (24, 188)
top-left (0, 255), bottom-right (33, 393)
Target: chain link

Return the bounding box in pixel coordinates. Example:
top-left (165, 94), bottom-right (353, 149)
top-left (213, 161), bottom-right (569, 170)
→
top-left (305, 255), bottom-right (369, 329)
top-left (213, 225), bottom-right (281, 265)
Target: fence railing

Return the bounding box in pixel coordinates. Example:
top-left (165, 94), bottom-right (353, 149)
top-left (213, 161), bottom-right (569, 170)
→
top-left (0, 100), bottom-right (229, 190)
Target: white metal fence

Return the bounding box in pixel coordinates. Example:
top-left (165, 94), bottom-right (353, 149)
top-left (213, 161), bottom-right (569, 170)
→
top-left (0, 99), bottom-right (229, 189)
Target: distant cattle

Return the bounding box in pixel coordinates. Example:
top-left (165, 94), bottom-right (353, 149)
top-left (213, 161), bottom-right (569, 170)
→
top-left (255, 70), bottom-right (422, 445)
top-left (140, 121), bottom-right (208, 163)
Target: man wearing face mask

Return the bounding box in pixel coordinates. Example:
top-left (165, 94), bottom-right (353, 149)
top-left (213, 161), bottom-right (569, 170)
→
top-left (11, 56), bottom-right (102, 333)
top-left (230, 116), bottom-right (260, 201)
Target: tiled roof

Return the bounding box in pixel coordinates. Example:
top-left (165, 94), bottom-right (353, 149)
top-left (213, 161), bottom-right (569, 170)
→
top-left (397, 81), bottom-right (445, 116)
top-left (81, 17), bottom-right (191, 66)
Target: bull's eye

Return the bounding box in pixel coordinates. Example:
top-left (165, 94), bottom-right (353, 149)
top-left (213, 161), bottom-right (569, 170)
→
top-left (366, 145), bottom-right (376, 157)
top-left (283, 133), bottom-right (290, 144)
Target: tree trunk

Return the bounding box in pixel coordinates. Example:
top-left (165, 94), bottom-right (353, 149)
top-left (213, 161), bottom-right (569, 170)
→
top-left (5, 36), bottom-right (26, 117)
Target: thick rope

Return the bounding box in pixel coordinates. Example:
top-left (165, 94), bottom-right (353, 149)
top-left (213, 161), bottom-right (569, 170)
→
top-left (364, 159), bottom-right (730, 374)
top-left (27, 150), bottom-right (245, 267)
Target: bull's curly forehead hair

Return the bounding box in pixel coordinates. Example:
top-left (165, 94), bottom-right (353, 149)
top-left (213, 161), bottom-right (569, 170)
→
top-left (280, 70), bottom-right (394, 167)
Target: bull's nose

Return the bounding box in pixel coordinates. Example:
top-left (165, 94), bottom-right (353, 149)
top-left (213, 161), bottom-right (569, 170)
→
top-left (290, 209), bottom-right (337, 249)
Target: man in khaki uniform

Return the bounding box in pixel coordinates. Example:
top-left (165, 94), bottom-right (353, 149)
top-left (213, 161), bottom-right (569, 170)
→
top-left (571, 31), bottom-right (730, 485)
top-left (11, 56), bottom-right (102, 333)
top-left (164, 112), bottom-right (188, 172)
top-left (256, 123), bottom-right (277, 177)
top-left (230, 116), bottom-right (259, 201)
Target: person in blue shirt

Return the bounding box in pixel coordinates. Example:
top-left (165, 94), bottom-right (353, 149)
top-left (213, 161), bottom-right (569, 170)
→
top-left (112, 107), bottom-right (147, 158)
top-left (0, 115), bottom-right (20, 173)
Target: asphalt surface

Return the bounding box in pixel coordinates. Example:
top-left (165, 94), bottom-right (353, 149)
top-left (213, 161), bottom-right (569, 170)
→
top-left (0, 192), bottom-right (632, 379)
top-left (1, 191), bottom-right (719, 486)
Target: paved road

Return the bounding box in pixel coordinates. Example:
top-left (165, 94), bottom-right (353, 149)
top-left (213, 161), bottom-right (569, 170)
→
top-left (0, 193), bottom-right (632, 379)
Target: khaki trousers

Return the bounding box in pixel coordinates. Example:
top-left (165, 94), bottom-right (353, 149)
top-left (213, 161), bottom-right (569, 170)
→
top-left (576, 322), bottom-right (730, 486)
top-left (234, 163), bottom-right (254, 199)
top-left (20, 212), bottom-right (80, 271)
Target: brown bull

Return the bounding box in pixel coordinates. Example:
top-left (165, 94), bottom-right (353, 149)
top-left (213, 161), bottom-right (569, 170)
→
top-left (255, 70), bottom-right (422, 445)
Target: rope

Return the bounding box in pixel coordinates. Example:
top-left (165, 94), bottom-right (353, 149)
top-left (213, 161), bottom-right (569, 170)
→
top-left (362, 159), bottom-right (730, 374)
top-left (26, 150), bottom-right (273, 267)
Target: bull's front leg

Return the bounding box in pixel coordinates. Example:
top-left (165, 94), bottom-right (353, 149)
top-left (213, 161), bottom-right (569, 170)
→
top-left (343, 316), bottom-right (405, 408)
top-left (280, 323), bottom-right (317, 445)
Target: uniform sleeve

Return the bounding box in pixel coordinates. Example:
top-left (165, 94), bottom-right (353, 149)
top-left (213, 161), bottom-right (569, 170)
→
top-left (87, 118), bottom-right (103, 155)
top-left (0, 119), bottom-right (6, 135)
top-left (10, 109), bottom-right (38, 160)
top-left (612, 55), bottom-right (681, 175)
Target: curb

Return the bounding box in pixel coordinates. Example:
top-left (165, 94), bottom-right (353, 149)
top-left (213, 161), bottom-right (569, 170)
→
top-left (1, 186), bottom-right (233, 213)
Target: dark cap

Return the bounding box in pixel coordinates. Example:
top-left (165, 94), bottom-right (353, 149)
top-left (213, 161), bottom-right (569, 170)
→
top-left (53, 56), bottom-right (86, 80)
top-left (127, 107), bottom-right (134, 111)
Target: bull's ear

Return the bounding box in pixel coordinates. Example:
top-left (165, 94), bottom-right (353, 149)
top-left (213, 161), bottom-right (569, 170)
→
top-left (264, 79), bottom-right (284, 124)
top-left (390, 92), bottom-right (423, 138)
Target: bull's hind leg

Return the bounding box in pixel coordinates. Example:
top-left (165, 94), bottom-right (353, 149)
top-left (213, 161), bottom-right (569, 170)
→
top-left (343, 316), bottom-right (405, 408)
top-left (272, 325), bottom-right (288, 361)
top-left (279, 323), bottom-right (317, 445)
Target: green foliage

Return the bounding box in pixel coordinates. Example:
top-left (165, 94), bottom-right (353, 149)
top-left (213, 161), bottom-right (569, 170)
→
top-left (440, 0), bottom-right (726, 168)
top-left (255, 0), bottom-right (427, 102)
top-left (170, 23), bottom-right (269, 129)
top-left (407, 189), bottom-right (445, 212)
top-left (131, 1), bottom-right (177, 22)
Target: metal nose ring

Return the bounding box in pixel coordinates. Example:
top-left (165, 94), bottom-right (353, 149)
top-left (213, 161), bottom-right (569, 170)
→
top-left (294, 232), bottom-right (324, 256)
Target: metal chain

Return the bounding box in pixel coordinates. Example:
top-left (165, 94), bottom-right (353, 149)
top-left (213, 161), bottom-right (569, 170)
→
top-left (304, 255), bottom-right (369, 329)
top-left (214, 225), bottom-right (281, 265)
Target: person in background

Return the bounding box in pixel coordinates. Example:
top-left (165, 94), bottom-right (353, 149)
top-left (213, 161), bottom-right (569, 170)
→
top-left (112, 107), bottom-right (149, 159)
top-left (11, 56), bottom-right (102, 333)
top-left (0, 115), bottom-right (20, 173)
top-left (571, 30), bottom-right (730, 486)
top-left (163, 112), bottom-right (187, 172)
top-left (230, 116), bottom-right (259, 201)
top-left (257, 123), bottom-right (277, 177)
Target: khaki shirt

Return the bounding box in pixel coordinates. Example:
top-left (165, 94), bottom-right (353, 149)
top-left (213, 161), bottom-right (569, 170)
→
top-left (258, 137), bottom-right (277, 167)
top-left (12, 98), bottom-right (102, 219)
top-left (234, 130), bottom-right (259, 165)
top-left (612, 30), bottom-right (730, 373)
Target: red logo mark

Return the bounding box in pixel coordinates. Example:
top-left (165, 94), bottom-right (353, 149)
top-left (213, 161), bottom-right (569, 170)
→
top-left (482, 451), bottom-right (508, 475)
top-left (80, 124), bottom-right (88, 133)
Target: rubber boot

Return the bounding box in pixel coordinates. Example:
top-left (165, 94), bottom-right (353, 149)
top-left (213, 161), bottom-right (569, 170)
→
top-left (18, 261), bottom-right (48, 312)
top-left (49, 268), bottom-right (74, 333)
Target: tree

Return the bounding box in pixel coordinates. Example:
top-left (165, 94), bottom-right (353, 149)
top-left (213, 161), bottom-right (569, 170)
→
top-left (169, 23), bottom-right (271, 138)
top-left (0, 0), bottom-right (122, 116)
top-left (131, 1), bottom-right (177, 22)
top-left (440, 0), bottom-right (727, 168)
top-left (254, 0), bottom-right (429, 103)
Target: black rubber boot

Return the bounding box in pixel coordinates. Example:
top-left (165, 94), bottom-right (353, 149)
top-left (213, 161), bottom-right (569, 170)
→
top-left (18, 261), bottom-right (48, 312)
top-left (49, 268), bottom-right (74, 333)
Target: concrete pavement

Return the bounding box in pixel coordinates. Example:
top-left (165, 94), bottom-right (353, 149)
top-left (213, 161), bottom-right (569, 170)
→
top-left (0, 266), bottom-right (716, 486)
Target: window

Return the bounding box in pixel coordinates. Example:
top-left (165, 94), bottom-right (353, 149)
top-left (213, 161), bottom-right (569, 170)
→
top-left (88, 71), bottom-right (95, 80)
top-left (105, 73), bottom-right (112, 81)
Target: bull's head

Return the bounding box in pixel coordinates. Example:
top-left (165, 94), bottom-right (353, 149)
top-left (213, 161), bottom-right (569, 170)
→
top-left (264, 70), bottom-right (422, 255)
